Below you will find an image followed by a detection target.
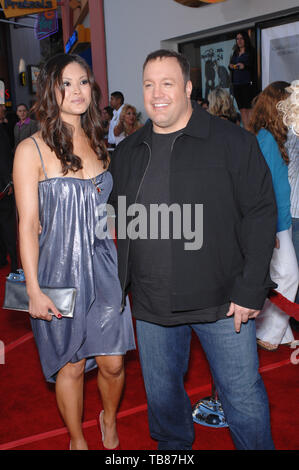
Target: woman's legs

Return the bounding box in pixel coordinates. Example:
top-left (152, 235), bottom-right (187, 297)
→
top-left (55, 358), bottom-right (88, 450)
top-left (55, 355), bottom-right (125, 449)
top-left (256, 228), bottom-right (299, 345)
top-left (95, 355), bottom-right (125, 449)
top-left (292, 218), bottom-right (299, 304)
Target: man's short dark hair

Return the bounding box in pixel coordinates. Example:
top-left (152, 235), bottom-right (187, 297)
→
top-left (143, 49), bottom-right (190, 84)
top-left (111, 91), bottom-right (124, 105)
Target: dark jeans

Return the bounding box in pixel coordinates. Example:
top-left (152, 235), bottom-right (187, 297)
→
top-left (136, 317), bottom-right (275, 450)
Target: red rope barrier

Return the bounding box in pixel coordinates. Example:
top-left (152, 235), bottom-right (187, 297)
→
top-left (268, 290), bottom-right (299, 320)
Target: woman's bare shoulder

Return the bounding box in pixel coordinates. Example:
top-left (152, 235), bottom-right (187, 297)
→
top-left (15, 132), bottom-right (38, 152)
top-left (14, 133), bottom-right (43, 171)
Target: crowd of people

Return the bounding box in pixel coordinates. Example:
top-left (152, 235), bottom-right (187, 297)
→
top-left (203, 81), bottom-right (299, 350)
top-left (105, 91), bottom-right (142, 148)
top-left (0, 39), bottom-right (299, 451)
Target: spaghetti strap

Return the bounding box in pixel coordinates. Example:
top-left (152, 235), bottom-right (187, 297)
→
top-left (30, 136), bottom-right (48, 179)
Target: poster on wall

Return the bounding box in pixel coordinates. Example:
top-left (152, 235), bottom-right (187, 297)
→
top-left (27, 65), bottom-right (40, 94)
top-left (261, 21), bottom-right (299, 89)
top-left (200, 38), bottom-right (235, 99)
top-left (0, 0), bottom-right (57, 18)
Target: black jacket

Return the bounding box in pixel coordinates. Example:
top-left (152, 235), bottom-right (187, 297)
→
top-left (109, 104), bottom-right (277, 316)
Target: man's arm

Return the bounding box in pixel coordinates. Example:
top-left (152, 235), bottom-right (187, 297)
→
top-left (229, 135), bottom-right (277, 330)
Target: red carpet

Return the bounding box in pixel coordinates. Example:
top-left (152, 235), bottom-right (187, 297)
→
top-left (0, 264), bottom-right (299, 451)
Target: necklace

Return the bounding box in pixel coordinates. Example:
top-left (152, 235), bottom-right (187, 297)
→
top-left (85, 170), bottom-right (103, 194)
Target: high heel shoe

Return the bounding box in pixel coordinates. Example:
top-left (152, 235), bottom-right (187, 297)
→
top-left (98, 410), bottom-right (121, 450)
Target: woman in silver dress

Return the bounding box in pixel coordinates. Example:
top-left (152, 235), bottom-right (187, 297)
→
top-left (13, 54), bottom-right (135, 450)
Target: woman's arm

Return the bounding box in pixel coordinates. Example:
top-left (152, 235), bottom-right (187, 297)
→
top-left (13, 138), bottom-right (62, 321)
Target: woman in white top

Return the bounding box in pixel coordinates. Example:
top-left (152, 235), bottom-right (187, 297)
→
top-left (278, 80), bottom-right (299, 310)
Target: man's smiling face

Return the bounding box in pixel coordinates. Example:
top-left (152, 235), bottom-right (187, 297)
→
top-left (143, 56), bottom-right (192, 134)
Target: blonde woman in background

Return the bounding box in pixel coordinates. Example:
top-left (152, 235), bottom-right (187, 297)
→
top-left (277, 80), bottom-right (299, 135)
top-left (114, 104), bottom-right (142, 145)
top-left (208, 88), bottom-right (239, 124)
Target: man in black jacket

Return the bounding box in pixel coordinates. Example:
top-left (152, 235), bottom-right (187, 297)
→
top-left (109, 50), bottom-right (276, 450)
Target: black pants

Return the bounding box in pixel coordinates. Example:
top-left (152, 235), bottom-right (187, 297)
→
top-left (0, 195), bottom-right (18, 273)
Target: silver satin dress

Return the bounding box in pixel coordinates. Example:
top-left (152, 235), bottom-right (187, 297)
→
top-left (30, 140), bottom-right (135, 383)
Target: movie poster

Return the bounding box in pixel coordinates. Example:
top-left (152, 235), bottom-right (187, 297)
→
top-left (261, 21), bottom-right (299, 89)
top-left (200, 38), bottom-right (235, 99)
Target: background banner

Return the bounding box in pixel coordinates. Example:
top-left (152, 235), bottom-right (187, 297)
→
top-left (0, 0), bottom-right (57, 18)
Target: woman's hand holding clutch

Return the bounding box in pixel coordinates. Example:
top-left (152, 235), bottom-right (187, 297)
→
top-left (28, 290), bottom-right (63, 321)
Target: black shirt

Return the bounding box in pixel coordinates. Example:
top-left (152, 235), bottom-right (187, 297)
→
top-left (130, 129), bottom-right (229, 325)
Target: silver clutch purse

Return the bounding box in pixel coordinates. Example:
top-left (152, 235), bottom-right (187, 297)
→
top-left (3, 271), bottom-right (76, 318)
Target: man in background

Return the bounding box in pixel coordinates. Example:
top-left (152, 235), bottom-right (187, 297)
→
top-left (14, 103), bottom-right (38, 148)
top-left (107, 91), bottom-right (124, 147)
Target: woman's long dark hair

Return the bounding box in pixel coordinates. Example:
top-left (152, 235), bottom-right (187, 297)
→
top-left (32, 53), bottom-right (109, 175)
top-left (232, 31), bottom-right (252, 56)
